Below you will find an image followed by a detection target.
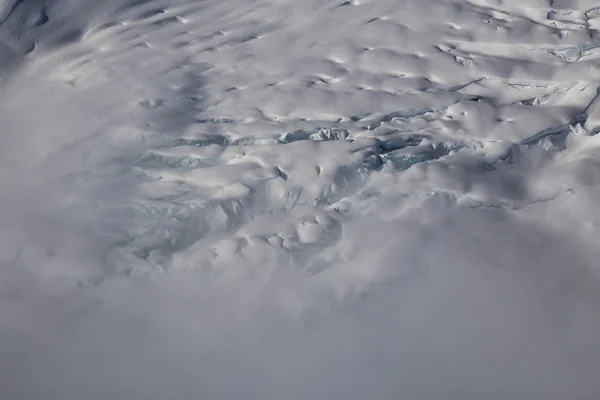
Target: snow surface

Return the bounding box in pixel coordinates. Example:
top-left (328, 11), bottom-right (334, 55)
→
top-left (2, 0), bottom-right (600, 398)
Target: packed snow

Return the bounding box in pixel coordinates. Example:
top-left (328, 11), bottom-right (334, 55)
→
top-left (2, 0), bottom-right (600, 398)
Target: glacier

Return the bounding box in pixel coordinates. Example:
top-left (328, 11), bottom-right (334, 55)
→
top-left (2, 0), bottom-right (600, 399)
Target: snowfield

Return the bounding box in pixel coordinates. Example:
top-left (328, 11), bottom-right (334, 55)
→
top-left (2, 0), bottom-right (600, 398)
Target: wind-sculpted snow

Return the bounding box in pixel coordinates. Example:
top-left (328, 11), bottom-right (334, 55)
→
top-left (2, 0), bottom-right (600, 399)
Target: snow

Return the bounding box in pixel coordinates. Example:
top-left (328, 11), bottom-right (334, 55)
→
top-left (2, 0), bottom-right (600, 398)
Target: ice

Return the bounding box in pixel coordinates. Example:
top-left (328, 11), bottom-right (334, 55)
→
top-left (279, 127), bottom-right (350, 143)
top-left (137, 150), bottom-right (219, 170)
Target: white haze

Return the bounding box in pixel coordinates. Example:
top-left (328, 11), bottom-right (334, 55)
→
top-left (1, 0), bottom-right (600, 398)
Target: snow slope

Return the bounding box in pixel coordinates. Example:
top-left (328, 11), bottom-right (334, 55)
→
top-left (2, 0), bottom-right (600, 398)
